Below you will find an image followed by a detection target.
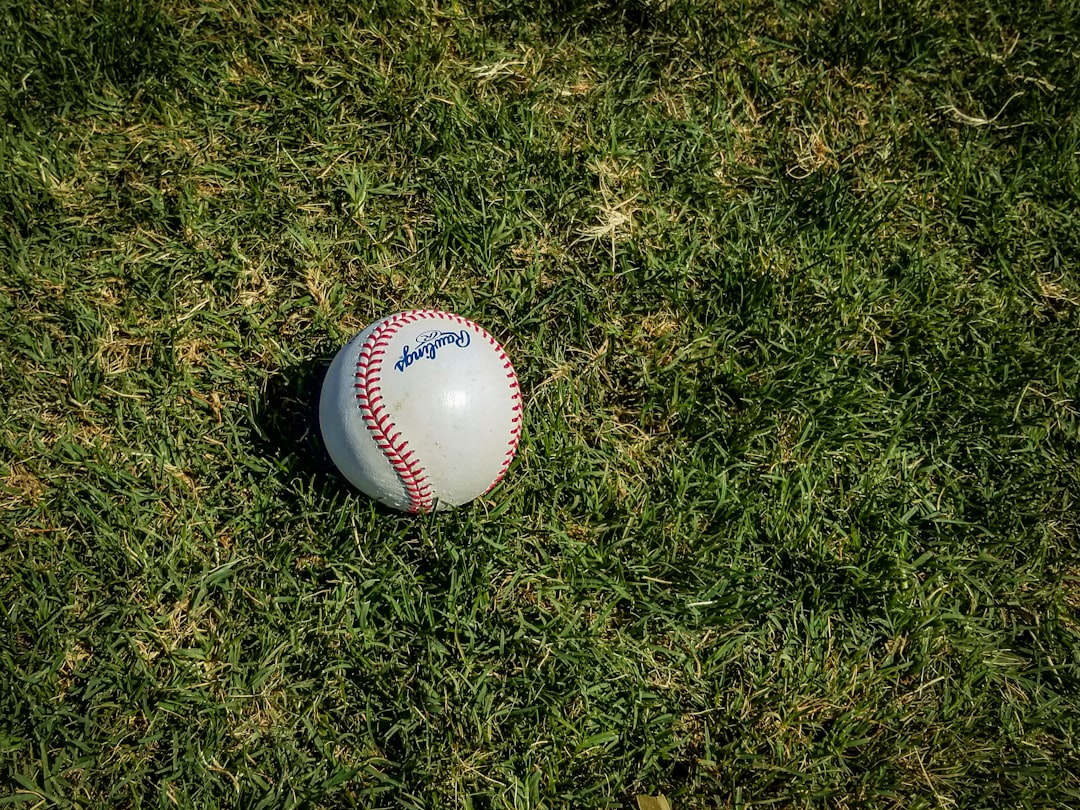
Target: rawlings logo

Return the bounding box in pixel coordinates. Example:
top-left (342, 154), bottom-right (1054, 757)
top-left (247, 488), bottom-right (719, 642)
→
top-left (394, 329), bottom-right (471, 372)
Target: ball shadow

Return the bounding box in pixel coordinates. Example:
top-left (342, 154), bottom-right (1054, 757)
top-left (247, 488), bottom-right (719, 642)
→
top-left (247, 343), bottom-right (484, 564)
top-left (247, 345), bottom-right (423, 527)
top-left (250, 350), bottom-right (340, 486)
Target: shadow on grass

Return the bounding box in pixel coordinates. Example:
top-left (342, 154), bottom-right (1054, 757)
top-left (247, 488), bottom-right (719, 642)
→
top-left (247, 345), bottom-right (488, 569)
top-left (250, 350), bottom-right (340, 485)
top-left (247, 347), bottom-right (423, 530)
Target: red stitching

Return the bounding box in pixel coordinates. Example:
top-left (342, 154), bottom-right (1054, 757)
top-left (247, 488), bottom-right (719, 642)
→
top-left (459, 313), bottom-right (523, 495)
top-left (485, 351), bottom-right (522, 496)
top-left (355, 309), bottom-right (522, 511)
top-left (355, 311), bottom-right (438, 513)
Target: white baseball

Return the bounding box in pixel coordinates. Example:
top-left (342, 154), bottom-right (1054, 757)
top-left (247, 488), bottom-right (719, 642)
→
top-left (319, 309), bottom-right (523, 513)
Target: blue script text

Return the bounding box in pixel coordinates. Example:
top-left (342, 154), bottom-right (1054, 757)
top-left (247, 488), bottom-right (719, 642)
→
top-left (394, 329), bottom-right (471, 372)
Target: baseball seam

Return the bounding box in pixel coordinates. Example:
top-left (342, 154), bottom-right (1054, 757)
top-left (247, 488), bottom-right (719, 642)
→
top-left (353, 309), bottom-right (521, 512)
top-left (434, 313), bottom-right (523, 494)
top-left (485, 340), bottom-right (523, 495)
top-left (355, 310), bottom-right (435, 513)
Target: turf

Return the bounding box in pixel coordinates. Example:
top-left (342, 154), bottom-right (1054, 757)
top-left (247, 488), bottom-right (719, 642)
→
top-left (2, 0), bottom-right (1079, 807)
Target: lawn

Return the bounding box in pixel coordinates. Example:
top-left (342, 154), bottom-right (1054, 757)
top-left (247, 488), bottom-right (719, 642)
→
top-left (2, 0), bottom-right (1079, 807)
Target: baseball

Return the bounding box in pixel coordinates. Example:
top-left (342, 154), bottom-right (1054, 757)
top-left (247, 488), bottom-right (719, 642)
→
top-left (319, 309), bottom-right (523, 513)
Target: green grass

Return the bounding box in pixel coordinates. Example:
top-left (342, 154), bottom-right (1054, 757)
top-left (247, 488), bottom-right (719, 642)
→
top-left (2, 0), bottom-right (1079, 807)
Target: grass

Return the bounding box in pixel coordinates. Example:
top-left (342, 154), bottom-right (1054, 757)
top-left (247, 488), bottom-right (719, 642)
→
top-left (1, 0), bottom-right (1079, 806)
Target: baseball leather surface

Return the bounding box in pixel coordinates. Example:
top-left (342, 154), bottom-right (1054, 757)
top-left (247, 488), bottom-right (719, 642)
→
top-left (319, 309), bottom-right (523, 512)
